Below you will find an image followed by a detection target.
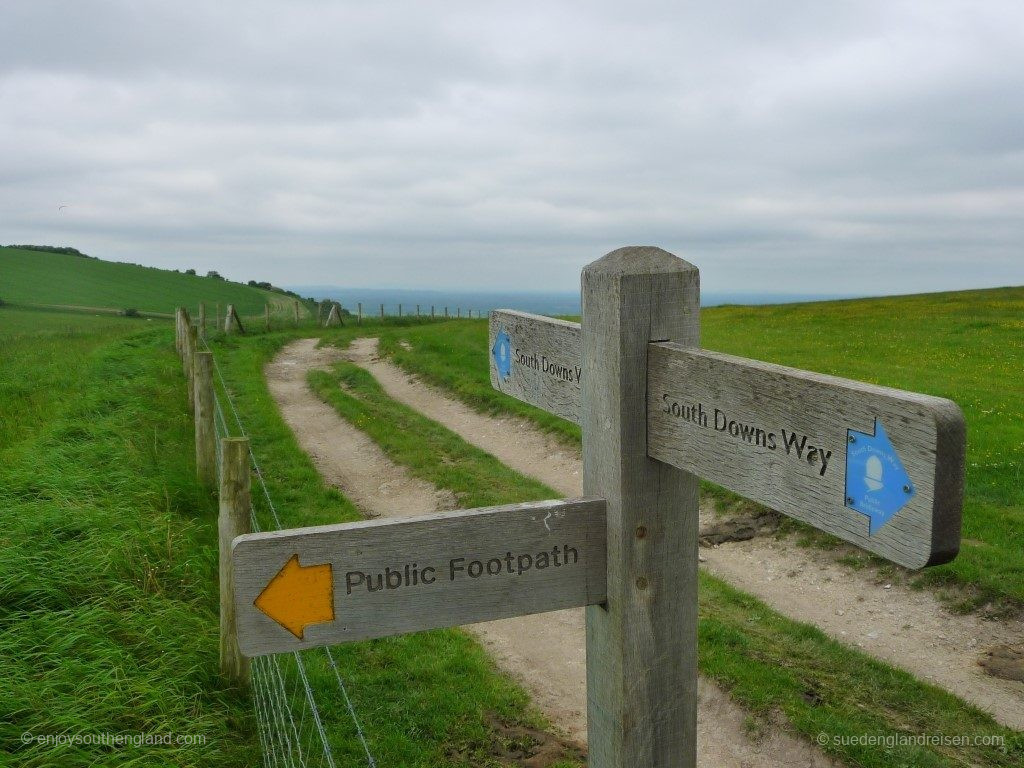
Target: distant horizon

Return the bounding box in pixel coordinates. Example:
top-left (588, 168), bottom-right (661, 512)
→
top-left (286, 282), bottom-right (1019, 307)
top-left (286, 284), bottom-right (857, 307)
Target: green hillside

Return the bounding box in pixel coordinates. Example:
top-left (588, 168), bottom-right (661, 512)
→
top-left (0, 246), bottom-right (302, 317)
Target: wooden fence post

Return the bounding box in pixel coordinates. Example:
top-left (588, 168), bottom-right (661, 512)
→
top-left (179, 308), bottom-right (193, 372)
top-left (175, 307), bottom-right (183, 356)
top-left (186, 325), bottom-right (198, 412)
top-left (265, 303), bottom-right (271, 331)
top-left (294, 300), bottom-right (300, 325)
top-left (219, 437), bottom-right (252, 685)
top-left (357, 302), bottom-right (362, 324)
top-left (416, 304), bottom-right (420, 317)
top-left (445, 306), bottom-right (449, 318)
top-left (325, 304), bottom-right (342, 327)
top-left (215, 302), bottom-right (221, 334)
top-left (582, 247), bottom-right (700, 768)
top-left (199, 302), bottom-right (207, 339)
top-left (380, 303), bottom-right (385, 319)
top-left (194, 351), bottom-right (216, 487)
top-left (431, 305), bottom-right (435, 318)
top-left (398, 303), bottom-right (402, 317)
top-left (224, 305), bottom-right (244, 334)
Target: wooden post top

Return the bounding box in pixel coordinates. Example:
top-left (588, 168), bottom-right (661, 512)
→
top-left (583, 245), bottom-right (699, 277)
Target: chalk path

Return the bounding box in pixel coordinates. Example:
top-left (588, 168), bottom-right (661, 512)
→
top-left (344, 337), bottom-right (1024, 732)
top-left (266, 337), bottom-right (842, 767)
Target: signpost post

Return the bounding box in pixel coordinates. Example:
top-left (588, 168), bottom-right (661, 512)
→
top-left (229, 246), bottom-right (966, 768)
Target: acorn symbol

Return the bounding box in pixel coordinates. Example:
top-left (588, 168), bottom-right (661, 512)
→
top-left (865, 455), bottom-right (884, 492)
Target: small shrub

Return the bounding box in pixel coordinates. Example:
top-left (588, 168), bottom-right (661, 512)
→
top-left (123, 308), bottom-right (140, 318)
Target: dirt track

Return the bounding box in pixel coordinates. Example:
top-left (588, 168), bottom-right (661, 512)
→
top-left (266, 337), bottom-right (843, 767)
top-left (343, 337), bottom-right (1024, 731)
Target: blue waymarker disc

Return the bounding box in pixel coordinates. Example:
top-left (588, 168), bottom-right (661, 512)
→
top-left (845, 418), bottom-right (915, 534)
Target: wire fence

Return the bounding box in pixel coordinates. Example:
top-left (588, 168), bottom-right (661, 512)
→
top-left (202, 335), bottom-right (377, 768)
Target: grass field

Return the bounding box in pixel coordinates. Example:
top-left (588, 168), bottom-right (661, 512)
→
top-left (0, 306), bottom-right (148, 452)
top-left (0, 246), bottom-right (308, 318)
top-left (373, 286), bottom-right (1024, 610)
top-left (0, 306), bottom-right (583, 767)
top-left (0, 314), bottom-right (258, 767)
top-left (308, 331), bottom-right (1022, 768)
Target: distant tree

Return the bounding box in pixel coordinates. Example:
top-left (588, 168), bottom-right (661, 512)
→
top-left (6, 244), bottom-right (93, 259)
top-left (206, 270), bottom-right (225, 280)
top-left (185, 268), bottom-right (196, 275)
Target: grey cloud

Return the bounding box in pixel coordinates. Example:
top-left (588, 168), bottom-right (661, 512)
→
top-left (1, 1), bottom-right (1022, 295)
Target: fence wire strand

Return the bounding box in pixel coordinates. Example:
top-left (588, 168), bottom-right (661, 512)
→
top-left (196, 334), bottom-right (376, 768)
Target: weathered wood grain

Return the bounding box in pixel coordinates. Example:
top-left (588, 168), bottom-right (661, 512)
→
top-left (488, 310), bottom-right (582, 424)
top-left (232, 498), bottom-right (607, 658)
top-left (219, 438), bottom-right (251, 684)
top-left (324, 303), bottom-right (342, 327)
top-left (224, 304), bottom-right (244, 334)
top-left (583, 247), bottom-right (701, 768)
top-left (175, 307), bottom-right (184, 356)
top-left (647, 344), bottom-right (965, 569)
top-left (185, 325), bottom-right (197, 412)
top-left (193, 351), bottom-right (216, 487)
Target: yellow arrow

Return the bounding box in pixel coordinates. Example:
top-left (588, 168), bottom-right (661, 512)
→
top-left (254, 555), bottom-right (334, 639)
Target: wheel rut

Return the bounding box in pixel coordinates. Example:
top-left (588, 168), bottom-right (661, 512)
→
top-left (267, 337), bottom-right (845, 767)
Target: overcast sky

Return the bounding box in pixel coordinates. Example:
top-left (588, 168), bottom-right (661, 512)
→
top-left (2, 1), bottom-right (1022, 295)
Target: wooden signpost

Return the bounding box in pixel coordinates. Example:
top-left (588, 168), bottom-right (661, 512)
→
top-left (228, 246), bottom-right (966, 768)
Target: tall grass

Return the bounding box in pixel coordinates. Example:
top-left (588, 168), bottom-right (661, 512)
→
top-left (0, 326), bottom-right (258, 767)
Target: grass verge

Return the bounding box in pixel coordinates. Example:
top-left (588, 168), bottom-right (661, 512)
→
top-left (0, 323), bottom-right (257, 767)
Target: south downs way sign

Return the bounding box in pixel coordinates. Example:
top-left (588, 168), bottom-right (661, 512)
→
top-left (231, 247), bottom-right (966, 768)
top-left (489, 310), bottom-right (965, 569)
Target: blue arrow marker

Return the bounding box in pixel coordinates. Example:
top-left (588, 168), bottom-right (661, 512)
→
top-left (492, 329), bottom-right (512, 380)
top-left (845, 418), bottom-right (915, 534)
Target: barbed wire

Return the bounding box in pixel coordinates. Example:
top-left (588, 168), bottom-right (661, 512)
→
top-left (198, 333), bottom-right (376, 767)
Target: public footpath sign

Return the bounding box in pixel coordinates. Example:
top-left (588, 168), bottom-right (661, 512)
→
top-left (231, 247), bottom-right (965, 768)
top-left (232, 499), bottom-right (606, 657)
